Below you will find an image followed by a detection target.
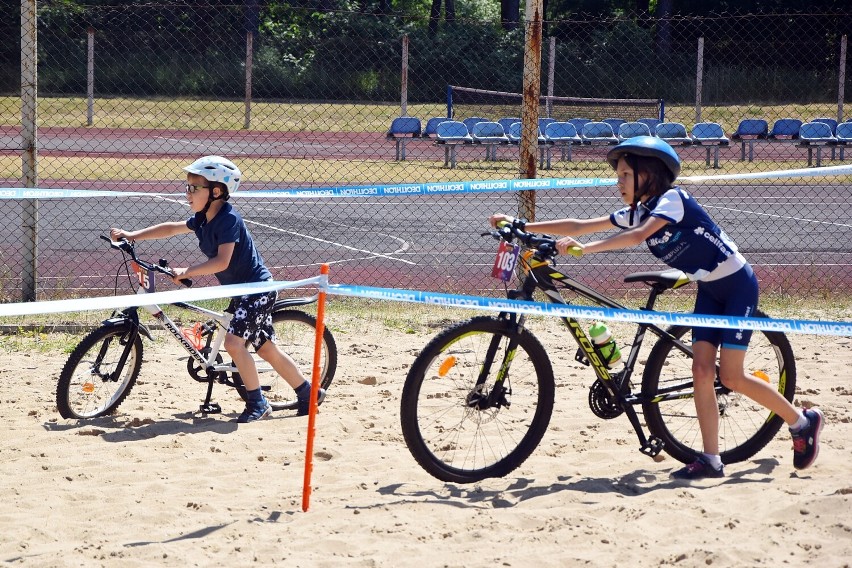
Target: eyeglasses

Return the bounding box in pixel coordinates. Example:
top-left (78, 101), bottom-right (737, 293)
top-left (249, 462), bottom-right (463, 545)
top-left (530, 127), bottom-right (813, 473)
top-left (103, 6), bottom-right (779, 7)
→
top-left (185, 184), bottom-right (211, 194)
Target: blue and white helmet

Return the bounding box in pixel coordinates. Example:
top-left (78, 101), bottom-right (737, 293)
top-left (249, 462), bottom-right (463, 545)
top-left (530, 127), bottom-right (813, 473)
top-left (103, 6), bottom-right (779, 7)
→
top-left (183, 155), bottom-right (242, 195)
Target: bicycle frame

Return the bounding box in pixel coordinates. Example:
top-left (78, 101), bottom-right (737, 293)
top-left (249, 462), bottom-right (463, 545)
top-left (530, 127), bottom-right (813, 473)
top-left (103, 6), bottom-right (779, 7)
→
top-left (496, 249), bottom-right (697, 456)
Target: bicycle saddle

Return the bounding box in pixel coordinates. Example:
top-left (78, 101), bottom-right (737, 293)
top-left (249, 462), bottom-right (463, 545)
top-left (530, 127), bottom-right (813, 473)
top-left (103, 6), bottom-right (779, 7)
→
top-left (623, 269), bottom-right (690, 290)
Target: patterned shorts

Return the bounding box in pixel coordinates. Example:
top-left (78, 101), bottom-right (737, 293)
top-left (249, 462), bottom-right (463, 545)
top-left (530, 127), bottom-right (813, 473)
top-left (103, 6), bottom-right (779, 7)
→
top-left (226, 290), bottom-right (278, 350)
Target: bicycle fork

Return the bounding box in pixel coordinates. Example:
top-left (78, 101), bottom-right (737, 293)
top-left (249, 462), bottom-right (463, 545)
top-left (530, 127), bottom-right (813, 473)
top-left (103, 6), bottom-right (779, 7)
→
top-left (467, 313), bottom-right (524, 410)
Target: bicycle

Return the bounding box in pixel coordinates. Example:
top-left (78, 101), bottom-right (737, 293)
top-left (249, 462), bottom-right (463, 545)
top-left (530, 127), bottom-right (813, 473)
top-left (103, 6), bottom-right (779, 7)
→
top-left (57, 236), bottom-right (337, 420)
top-left (400, 221), bottom-right (796, 483)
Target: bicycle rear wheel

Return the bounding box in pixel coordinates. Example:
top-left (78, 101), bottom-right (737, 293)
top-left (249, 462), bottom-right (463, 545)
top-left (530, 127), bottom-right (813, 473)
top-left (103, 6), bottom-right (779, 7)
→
top-left (400, 316), bottom-right (555, 483)
top-left (57, 324), bottom-right (143, 419)
top-left (641, 310), bottom-right (796, 465)
top-left (237, 309), bottom-right (337, 411)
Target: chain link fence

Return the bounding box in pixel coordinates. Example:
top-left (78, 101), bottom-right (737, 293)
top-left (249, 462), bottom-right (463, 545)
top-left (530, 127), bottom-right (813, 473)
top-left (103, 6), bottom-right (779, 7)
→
top-left (1, 4), bottom-right (851, 305)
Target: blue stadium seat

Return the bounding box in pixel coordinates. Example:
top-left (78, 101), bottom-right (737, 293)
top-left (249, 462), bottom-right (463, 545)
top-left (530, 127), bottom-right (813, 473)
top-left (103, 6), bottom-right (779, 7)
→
top-left (580, 122), bottom-right (618, 145)
top-left (506, 122), bottom-right (545, 145)
top-left (435, 120), bottom-right (473, 168)
top-left (690, 122), bottom-right (729, 168)
top-left (568, 118), bottom-right (591, 133)
top-left (768, 118), bottom-right (803, 140)
top-left (835, 121), bottom-right (852, 160)
top-left (498, 117), bottom-right (521, 137)
top-left (387, 116), bottom-right (422, 161)
top-left (812, 117), bottom-right (839, 159)
top-left (543, 122), bottom-right (581, 168)
top-left (422, 117), bottom-right (449, 139)
top-left (462, 117), bottom-right (488, 136)
top-left (655, 122), bottom-right (692, 145)
top-left (617, 121), bottom-right (652, 141)
top-left (731, 118), bottom-right (769, 161)
top-left (637, 118), bottom-right (662, 132)
top-left (603, 118), bottom-right (626, 134)
top-left (471, 121), bottom-right (509, 161)
top-left (798, 121), bottom-right (837, 167)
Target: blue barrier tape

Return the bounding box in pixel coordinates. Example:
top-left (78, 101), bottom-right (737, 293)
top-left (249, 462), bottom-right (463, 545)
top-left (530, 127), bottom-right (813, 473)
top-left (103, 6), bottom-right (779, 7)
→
top-left (0, 276), bottom-right (325, 317)
top-left (4, 163), bottom-right (851, 200)
top-left (326, 283), bottom-right (852, 337)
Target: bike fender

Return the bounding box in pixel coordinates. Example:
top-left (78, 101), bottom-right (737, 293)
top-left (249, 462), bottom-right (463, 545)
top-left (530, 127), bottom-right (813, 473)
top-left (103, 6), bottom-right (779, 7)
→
top-left (273, 295), bottom-right (318, 310)
top-left (101, 316), bottom-right (153, 341)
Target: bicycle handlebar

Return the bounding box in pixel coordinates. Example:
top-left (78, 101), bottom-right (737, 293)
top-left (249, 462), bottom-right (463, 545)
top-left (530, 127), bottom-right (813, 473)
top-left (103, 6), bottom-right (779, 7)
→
top-left (100, 235), bottom-right (193, 287)
top-left (484, 220), bottom-right (583, 260)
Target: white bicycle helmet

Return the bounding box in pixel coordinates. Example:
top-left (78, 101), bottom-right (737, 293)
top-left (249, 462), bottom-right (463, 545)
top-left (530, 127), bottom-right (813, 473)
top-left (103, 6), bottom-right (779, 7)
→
top-left (183, 155), bottom-right (242, 195)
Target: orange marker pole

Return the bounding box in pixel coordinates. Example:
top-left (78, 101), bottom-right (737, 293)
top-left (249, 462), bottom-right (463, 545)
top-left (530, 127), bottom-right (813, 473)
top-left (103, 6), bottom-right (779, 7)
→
top-left (302, 263), bottom-right (329, 512)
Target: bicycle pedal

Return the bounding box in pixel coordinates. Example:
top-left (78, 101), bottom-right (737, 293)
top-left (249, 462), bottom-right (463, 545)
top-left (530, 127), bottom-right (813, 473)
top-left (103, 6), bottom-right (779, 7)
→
top-left (639, 436), bottom-right (664, 457)
top-left (574, 348), bottom-right (590, 366)
top-left (199, 402), bottom-right (222, 414)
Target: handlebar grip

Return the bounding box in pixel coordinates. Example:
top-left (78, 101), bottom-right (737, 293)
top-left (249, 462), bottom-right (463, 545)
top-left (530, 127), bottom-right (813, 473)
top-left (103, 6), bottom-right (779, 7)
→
top-left (180, 278), bottom-right (193, 287)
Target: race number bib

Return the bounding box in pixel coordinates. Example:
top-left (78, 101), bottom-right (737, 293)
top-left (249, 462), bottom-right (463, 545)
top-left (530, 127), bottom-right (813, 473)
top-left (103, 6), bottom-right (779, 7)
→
top-left (491, 241), bottom-right (519, 282)
top-left (131, 261), bottom-right (155, 293)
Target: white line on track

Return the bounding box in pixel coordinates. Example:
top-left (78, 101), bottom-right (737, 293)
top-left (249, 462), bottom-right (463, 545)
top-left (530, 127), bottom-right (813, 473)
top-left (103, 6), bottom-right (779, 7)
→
top-left (705, 205), bottom-right (852, 228)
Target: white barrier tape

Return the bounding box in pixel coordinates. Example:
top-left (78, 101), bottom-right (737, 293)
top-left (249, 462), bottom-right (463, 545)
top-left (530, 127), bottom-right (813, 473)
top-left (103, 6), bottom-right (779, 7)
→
top-left (4, 163), bottom-right (851, 201)
top-left (0, 276), bottom-right (325, 317)
top-left (326, 284), bottom-right (852, 337)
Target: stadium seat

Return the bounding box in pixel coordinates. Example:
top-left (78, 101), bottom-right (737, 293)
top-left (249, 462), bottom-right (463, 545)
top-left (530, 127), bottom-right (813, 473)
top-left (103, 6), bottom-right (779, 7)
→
top-left (506, 122), bottom-right (545, 145)
top-left (637, 118), bottom-right (662, 132)
top-left (471, 121), bottom-right (509, 161)
top-left (690, 122), bottom-right (729, 168)
top-left (812, 117), bottom-right (839, 159)
top-left (617, 122), bottom-right (652, 141)
top-left (580, 122), bottom-right (618, 145)
top-left (603, 118), bottom-right (626, 134)
top-left (543, 122), bottom-right (581, 168)
top-left (422, 117), bottom-right (449, 139)
top-left (768, 118), bottom-right (803, 140)
top-left (435, 120), bottom-right (473, 168)
top-left (498, 117), bottom-right (521, 137)
top-left (835, 121), bottom-right (852, 160)
top-left (538, 118), bottom-right (556, 133)
top-left (731, 118), bottom-right (769, 161)
top-left (386, 116), bottom-right (422, 161)
top-left (655, 122), bottom-right (692, 146)
top-left (798, 121), bottom-right (837, 167)
top-left (462, 117), bottom-right (488, 136)
top-left (568, 118), bottom-right (591, 133)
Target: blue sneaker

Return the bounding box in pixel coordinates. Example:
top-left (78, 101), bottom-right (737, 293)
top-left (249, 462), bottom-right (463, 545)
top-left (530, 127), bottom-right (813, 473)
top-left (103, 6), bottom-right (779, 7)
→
top-left (237, 399), bottom-right (272, 423)
top-left (671, 455), bottom-right (725, 480)
top-left (792, 408), bottom-right (824, 470)
top-left (297, 388), bottom-right (326, 417)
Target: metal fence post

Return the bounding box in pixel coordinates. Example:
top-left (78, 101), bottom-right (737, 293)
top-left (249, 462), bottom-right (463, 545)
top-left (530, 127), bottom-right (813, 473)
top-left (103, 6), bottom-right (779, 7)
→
top-left (546, 36), bottom-right (555, 119)
top-left (244, 30), bottom-right (253, 129)
top-left (87, 26), bottom-right (94, 126)
top-left (695, 36), bottom-right (704, 124)
top-left (21, 0), bottom-right (38, 302)
top-left (519, 0), bottom-right (543, 222)
top-left (401, 34), bottom-right (409, 117)
top-left (839, 35), bottom-right (847, 123)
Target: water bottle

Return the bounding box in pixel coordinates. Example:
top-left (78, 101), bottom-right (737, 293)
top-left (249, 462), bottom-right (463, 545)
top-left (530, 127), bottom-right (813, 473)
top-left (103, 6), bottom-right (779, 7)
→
top-left (589, 322), bottom-right (622, 368)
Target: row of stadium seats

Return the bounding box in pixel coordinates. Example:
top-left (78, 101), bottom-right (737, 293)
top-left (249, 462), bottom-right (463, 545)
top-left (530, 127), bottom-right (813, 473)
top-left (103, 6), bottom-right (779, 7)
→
top-left (387, 115), bottom-right (852, 168)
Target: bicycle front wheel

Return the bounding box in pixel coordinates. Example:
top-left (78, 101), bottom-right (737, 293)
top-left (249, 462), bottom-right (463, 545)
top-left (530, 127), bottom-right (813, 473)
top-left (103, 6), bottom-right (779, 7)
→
top-left (57, 324), bottom-right (143, 419)
top-left (400, 316), bottom-right (555, 483)
top-left (641, 310), bottom-right (797, 465)
top-left (239, 309), bottom-right (338, 411)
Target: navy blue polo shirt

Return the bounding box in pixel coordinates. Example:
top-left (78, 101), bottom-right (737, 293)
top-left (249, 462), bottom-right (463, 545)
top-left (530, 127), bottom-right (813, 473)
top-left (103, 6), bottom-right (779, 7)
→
top-left (186, 202), bottom-right (272, 285)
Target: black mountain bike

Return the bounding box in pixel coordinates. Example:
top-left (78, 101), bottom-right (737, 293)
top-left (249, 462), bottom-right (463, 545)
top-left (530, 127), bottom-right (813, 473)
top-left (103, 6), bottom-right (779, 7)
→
top-left (400, 222), bottom-right (796, 483)
top-left (57, 236), bottom-right (337, 419)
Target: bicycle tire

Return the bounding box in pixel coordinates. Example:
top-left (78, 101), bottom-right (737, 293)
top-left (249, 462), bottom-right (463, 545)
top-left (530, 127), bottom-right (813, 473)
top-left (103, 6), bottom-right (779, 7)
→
top-left (57, 324), bottom-right (143, 419)
top-left (400, 316), bottom-right (555, 483)
top-left (235, 309), bottom-right (338, 411)
top-left (641, 309), bottom-right (797, 465)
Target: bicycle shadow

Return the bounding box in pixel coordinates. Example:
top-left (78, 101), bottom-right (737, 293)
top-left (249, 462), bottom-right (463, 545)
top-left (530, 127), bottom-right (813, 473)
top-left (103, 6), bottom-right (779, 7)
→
top-left (372, 458), bottom-right (781, 510)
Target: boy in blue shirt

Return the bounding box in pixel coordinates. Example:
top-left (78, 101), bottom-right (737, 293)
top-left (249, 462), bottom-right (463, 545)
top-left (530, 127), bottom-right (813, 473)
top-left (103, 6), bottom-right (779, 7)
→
top-left (110, 155), bottom-right (324, 423)
top-left (490, 137), bottom-right (823, 479)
